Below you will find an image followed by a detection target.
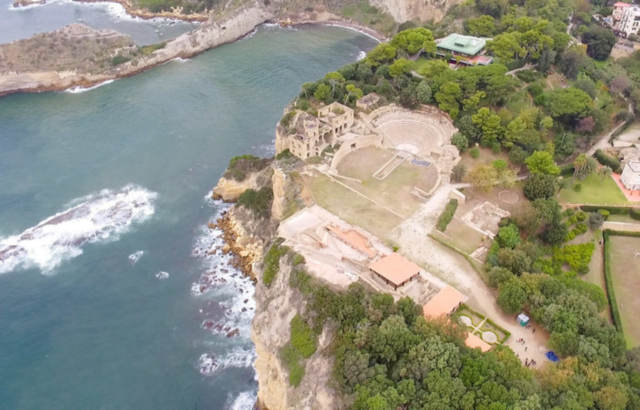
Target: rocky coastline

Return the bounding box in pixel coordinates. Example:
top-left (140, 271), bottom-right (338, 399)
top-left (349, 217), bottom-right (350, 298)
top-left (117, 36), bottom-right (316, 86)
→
top-left (0, 4), bottom-right (387, 98)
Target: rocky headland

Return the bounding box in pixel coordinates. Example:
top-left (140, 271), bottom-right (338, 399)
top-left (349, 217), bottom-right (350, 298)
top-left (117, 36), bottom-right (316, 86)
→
top-left (0, 0), bottom-right (463, 97)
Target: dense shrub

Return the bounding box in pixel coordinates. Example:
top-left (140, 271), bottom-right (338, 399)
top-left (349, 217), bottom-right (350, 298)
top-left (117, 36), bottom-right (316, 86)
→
top-left (630, 208), bottom-right (640, 221)
top-left (224, 154), bottom-right (270, 182)
top-left (469, 147), bottom-right (480, 158)
top-left (524, 174), bottom-right (557, 200)
top-left (237, 187), bottom-right (273, 218)
top-left (451, 132), bottom-right (469, 152)
top-left (436, 199), bottom-right (458, 231)
top-left (603, 231), bottom-right (623, 333)
top-left (516, 69), bottom-right (544, 83)
top-left (594, 149), bottom-right (622, 173)
top-left (262, 238), bottom-right (288, 287)
top-left (290, 315), bottom-right (317, 358)
top-left (451, 164), bottom-right (466, 183)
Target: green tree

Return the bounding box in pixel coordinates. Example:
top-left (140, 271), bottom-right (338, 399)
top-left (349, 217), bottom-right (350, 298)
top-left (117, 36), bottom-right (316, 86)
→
top-left (497, 223), bottom-right (521, 249)
top-left (497, 249), bottom-right (532, 276)
top-left (598, 165), bottom-right (613, 184)
top-left (462, 91), bottom-right (486, 112)
top-left (488, 32), bottom-right (526, 62)
top-left (588, 212), bottom-right (604, 230)
top-left (416, 80), bottom-right (432, 103)
top-left (509, 146), bottom-right (528, 165)
top-left (559, 46), bottom-right (588, 80)
top-left (486, 75), bottom-right (518, 105)
top-left (344, 84), bottom-right (363, 104)
top-left (525, 151), bottom-right (560, 175)
top-left (391, 27), bottom-right (436, 55)
top-left (325, 71), bottom-right (345, 99)
top-left (546, 88), bottom-right (593, 120)
top-left (573, 78), bottom-right (597, 99)
top-left (466, 15), bottom-right (496, 37)
top-left (389, 58), bottom-right (413, 78)
top-left (472, 107), bottom-right (503, 146)
top-left (367, 43), bottom-right (397, 66)
top-left (524, 173), bottom-right (557, 200)
top-left (488, 267), bottom-right (514, 288)
top-left (451, 163), bottom-right (466, 182)
top-left (435, 82), bottom-right (462, 118)
top-left (497, 279), bottom-right (527, 314)
top-left (451, 132), bottom-right (469, 153)
top-left (314, 83), bottom-right (331, 102)
top-left (468, 164), bottom-right (498, 190)
top-left (582, 26), bottom-right (617, 61)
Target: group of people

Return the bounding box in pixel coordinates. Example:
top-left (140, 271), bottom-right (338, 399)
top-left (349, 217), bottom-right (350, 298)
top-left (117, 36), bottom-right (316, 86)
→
top-left (524, 358), bottom-right (537, 367)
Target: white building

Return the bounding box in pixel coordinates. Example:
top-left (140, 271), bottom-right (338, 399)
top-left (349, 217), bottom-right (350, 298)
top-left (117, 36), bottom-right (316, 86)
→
top-left (619, 4), bottom-right (640, 36)
top-left (621, 160), bottom-right (640, 191)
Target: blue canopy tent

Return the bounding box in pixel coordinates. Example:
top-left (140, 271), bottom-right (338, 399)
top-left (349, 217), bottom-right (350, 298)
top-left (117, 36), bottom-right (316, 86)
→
top-left (546, 351), bottom-right (560, 362)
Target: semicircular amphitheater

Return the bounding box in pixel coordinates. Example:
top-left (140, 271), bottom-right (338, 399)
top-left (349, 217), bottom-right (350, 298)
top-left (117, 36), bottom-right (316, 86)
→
top-left (275, 101), bottom-right (462, 220)
top-left (372, 109), bottom-right (455, 158)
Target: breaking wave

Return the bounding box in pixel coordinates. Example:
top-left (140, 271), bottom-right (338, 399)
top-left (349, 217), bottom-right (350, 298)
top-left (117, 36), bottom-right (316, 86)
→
top-left (228, 391), bottom-right (257, 410)
top-left (64, 79), bottom-right (115, 94)
top-left (192, 201), bottom-right (257, 377)
top-left (0, 184), bottom-right (157, 274)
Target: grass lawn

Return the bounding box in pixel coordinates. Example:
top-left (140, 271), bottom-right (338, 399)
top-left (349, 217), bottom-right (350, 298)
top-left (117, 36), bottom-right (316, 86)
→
top-left (440, 217), bottom-right (486, 255)
top-left (337, 147), bottom-right (436, 219)
top-left (303, 172), bottom-right (403, 239)
top-left (558, 173), bottom-right (629, 205)
top-left (608, 235), bottom-right (640, 348)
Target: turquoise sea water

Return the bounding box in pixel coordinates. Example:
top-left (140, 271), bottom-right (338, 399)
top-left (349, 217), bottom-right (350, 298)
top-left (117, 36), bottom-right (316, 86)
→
top-left (0, 25), bottom-right (377, 409)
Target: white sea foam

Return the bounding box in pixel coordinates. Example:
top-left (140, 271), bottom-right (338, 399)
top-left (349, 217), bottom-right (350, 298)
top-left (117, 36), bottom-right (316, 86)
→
top-left (172, 57), bottom-right (190, 63)
top-left (357, 50), bottom-right (366, 61)
top-left (229, 391), bottom-right (257, 410)
top-left (192, 201), bottom-right (257, 377)
top-left (129, 250), bottom-right (144, 263)
top-left (0, 184), bottom-right (157, 274)
top-left (64, 79), bottom-right (115, 94)
top-left (156, 271), bottom-right (169, 280)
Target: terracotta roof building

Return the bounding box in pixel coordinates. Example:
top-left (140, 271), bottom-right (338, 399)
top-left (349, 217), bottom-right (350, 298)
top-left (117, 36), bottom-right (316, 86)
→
top-left (368, 253), bottom-right (421, 290)
top-left (423, 285), bottom-right (466, 318)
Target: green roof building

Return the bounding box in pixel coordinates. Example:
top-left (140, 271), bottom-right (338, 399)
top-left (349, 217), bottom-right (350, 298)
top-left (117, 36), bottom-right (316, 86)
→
top-left (435, 34), bottom-right (493, 66)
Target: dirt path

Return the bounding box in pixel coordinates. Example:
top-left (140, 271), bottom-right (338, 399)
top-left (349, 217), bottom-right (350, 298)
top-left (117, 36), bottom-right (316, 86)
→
top-left (391, 184), bottom-right (549, 366)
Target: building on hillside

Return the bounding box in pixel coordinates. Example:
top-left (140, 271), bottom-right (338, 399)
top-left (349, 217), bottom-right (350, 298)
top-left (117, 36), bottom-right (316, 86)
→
top-left (368, 253), bottom-right (421, 290)
top-left (277, 102), bottom-right (354, 159)
top-left (435, 34), bottom-right (493, 66)
top-left (422, 285), bottom-right (466, 318)
top-left (613, 2), bottom-right (631, 21)
top-left (621, 160), bottom-right (640, 190)
top-left (619, 5), bottom-right (640, 36)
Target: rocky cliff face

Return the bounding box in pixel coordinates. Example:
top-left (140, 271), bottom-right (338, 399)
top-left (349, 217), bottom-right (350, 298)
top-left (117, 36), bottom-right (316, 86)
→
top-left (252, 257), bottom-right (340, 410)
top-left (369, 0), bottom-right (462, 23)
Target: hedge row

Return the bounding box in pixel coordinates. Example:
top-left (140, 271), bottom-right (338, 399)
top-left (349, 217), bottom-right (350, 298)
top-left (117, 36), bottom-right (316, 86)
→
top-left (580, 205), bottom-right (634, 215)
top-left (436, 199), bottom-right (458, 232)
top-left (602, 230), bottom-right (623, 334)
top-left (594, 149), bottom-right (622, 173)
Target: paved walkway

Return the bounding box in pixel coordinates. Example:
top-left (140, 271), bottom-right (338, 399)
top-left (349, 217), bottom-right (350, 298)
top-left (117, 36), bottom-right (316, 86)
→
top-left (604, 221), bottom-right (640, 232)
top-left (390, 184), bottom-right (549, 366)
top-left (586, 102), bottom-right (633, 156)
